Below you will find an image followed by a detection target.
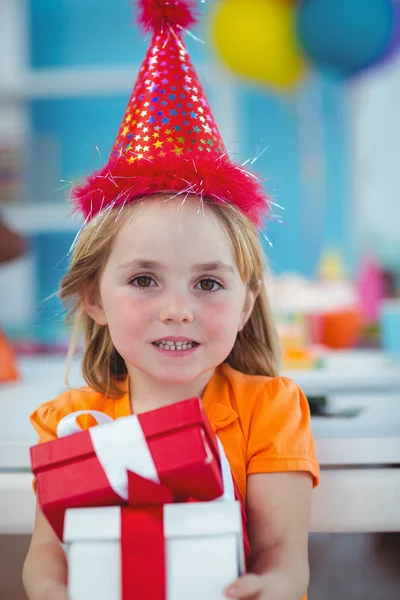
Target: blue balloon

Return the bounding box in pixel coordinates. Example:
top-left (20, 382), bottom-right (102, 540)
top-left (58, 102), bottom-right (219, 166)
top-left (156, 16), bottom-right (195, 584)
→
top-left (296, 0), bottom-right (395, 75)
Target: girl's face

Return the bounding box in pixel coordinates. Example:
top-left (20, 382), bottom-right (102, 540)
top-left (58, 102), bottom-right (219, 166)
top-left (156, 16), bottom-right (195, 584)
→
top-left (87, 198), bottom-right (257, 386)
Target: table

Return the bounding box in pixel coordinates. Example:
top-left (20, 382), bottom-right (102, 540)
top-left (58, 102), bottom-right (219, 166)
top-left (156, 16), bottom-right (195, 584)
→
top-left (285, 349), bottom-right (400, 395)
top-left (1, 352), bottom-right (399, 534)
top-left (310, 392), bottom-right (400, 533)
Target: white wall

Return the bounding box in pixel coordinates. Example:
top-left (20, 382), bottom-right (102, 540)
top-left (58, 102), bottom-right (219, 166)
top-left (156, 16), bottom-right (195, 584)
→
top-left (349, 52), bottom-right (400, 269)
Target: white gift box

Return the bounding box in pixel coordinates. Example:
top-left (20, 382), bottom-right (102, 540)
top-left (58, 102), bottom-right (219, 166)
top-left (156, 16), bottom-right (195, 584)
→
top-left (64, 501), bottom-right (245, 600)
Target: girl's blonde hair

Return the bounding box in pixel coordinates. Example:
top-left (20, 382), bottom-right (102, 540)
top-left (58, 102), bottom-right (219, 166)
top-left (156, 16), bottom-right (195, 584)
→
top-left (61, 197), bottom-right (281, 397)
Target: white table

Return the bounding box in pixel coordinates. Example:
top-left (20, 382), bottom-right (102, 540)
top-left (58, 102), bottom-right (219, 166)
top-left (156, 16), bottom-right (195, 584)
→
top-left (310, 391), bottom-right (400, 533)
top-left (285, 349), bottom-right (400, 395)
top-left (0, 352), bottom-right (399, 534)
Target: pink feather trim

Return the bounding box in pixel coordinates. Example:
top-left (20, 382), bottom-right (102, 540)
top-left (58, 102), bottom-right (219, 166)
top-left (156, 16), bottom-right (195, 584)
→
top-left (72, 154), bottom-right (270, 226)
top-left (136, 0), bottom-right (198, 32)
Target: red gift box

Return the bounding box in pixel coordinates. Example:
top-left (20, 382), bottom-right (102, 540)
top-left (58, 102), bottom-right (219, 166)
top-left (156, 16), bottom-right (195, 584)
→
top-left (31, 397), bottom-right (223, 540)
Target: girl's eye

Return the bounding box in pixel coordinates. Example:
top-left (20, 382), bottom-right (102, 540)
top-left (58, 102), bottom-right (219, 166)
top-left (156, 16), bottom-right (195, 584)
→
top-left (131, 275), bottom-right (155, 288)
top-left (197, 278), bottom-right (222, 292)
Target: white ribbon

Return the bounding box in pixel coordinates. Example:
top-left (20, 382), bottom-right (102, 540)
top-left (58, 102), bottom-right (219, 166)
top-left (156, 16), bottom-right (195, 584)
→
top-left (57, 411), bottom-right (159, 502)
top-left (57, 410), bottom-right (235, 503)
top-left (56, 410), bottom-right (113, 437)
top-left (216, 438), bottom-right (235, 502)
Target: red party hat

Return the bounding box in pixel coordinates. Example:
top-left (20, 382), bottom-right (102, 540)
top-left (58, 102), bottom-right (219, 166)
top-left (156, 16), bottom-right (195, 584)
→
top-left (72, 0), bottom-right (270, 226)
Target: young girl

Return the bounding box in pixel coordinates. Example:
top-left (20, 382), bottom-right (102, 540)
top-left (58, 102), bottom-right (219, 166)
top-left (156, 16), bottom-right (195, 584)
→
top-left (23, 2), bottom-right (319, 600)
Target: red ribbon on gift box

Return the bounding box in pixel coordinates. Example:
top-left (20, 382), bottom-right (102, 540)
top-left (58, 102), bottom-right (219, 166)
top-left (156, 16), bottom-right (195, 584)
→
top-left (122, 472), bottom-right (171, 600)
top-left (122, 507), bottom-right (166, 600)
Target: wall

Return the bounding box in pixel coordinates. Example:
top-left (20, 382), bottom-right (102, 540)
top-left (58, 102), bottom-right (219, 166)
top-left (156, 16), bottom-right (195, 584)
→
top-left (1, 0), bottom-right (350, 343)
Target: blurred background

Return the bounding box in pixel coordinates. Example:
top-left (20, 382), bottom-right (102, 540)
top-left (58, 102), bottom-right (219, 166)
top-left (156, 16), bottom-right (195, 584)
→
top-left (0, 1), bottom-right (399, 599)
top-left (1, 0), bottom-right (400, 360)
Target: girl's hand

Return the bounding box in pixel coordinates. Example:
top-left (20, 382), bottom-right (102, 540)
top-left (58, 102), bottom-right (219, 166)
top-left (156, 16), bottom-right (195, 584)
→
top-left (39, 582), bottom-right (69, 600)
top-left (225, 572), bottom-right (295, 600)
top-left (226, 574), bottom-right (267, 599)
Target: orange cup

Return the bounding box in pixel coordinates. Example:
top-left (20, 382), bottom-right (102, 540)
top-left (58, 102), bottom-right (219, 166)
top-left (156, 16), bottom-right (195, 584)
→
top-left (319, 309), bottom-right (362, 349)
top-left (0, 329), bottom-right (19, 382)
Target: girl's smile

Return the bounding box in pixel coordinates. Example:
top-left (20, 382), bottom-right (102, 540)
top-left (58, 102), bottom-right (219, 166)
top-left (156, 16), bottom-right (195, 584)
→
top-left (152, 337), bottom-right (200, 356)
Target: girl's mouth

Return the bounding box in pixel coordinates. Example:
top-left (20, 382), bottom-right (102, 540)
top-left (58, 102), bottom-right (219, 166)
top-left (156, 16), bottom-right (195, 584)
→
top-left (152, 339), bottom-right (199, 352)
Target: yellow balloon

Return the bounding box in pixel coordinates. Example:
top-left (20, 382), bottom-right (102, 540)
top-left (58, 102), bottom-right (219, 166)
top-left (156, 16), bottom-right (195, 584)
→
top-left (210, 0), bottom-right (308, 90)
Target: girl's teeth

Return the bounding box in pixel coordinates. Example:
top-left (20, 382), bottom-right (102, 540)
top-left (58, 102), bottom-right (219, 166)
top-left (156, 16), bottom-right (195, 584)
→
top-left (156, 341), bottom-right (195, 351)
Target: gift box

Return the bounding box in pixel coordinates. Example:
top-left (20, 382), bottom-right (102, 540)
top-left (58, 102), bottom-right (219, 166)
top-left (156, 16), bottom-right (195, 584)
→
top-left (31, 398), bottom-right (224, 539)
top-left (64, 501), bottom-right (245, 600)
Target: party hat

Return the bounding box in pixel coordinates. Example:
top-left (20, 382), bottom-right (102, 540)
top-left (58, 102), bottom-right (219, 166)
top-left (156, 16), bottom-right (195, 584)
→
top-left (72, 0), bottom-right (270, 226)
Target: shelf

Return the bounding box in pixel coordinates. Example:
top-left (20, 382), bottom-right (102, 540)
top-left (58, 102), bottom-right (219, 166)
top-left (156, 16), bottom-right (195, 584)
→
top-left (0, 62), bottom-right (220, 100)
top-left (0, 66), bottom-right (138, 100)
top-left (2, 202), bottom-right (82, 233)
top-left (23, 66), bottom-right (140, 99)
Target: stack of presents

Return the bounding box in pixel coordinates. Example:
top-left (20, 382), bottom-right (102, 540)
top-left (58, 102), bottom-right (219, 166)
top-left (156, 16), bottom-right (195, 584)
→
top-left (31, 398), bottom-right (250, 600)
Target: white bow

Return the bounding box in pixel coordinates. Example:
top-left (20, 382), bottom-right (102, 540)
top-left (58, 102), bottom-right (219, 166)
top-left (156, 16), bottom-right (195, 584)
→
top-left (57, 409), bottom-right (235, 502)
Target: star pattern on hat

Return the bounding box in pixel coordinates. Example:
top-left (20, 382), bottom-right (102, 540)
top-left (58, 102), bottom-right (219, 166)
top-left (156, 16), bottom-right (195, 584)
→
top-left (111, 32), bottom-right (225, 165)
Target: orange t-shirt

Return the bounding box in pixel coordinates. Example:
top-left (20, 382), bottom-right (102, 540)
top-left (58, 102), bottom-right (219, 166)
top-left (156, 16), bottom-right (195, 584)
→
top-left (30, 362), bottom-right (320, 504)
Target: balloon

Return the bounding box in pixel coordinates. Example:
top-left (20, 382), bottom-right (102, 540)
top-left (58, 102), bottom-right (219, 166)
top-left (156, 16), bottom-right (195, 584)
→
top-left (296, 0), bottom-right (396, 76)
top-left (374, 0), bottom-right (400, 66)
top-left (210, 0), bottom-right (308, 90)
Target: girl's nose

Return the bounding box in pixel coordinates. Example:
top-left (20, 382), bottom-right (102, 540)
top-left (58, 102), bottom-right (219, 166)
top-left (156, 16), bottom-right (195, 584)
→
top-left (159, 295), bottom-right (194, 324)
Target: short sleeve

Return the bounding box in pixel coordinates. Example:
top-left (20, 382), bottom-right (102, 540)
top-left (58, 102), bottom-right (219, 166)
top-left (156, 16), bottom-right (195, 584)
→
top-left (30, 385), bottom-right (113, 444)
top-left (30, 401), bottom-right (64, 443)
top-left (29, 387), bottom-right (111, 492)
top-left (246, 377), bottom-right (320, 487)
top-left (30, 400), bottom-right (65, 493)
